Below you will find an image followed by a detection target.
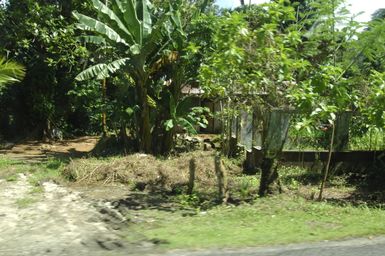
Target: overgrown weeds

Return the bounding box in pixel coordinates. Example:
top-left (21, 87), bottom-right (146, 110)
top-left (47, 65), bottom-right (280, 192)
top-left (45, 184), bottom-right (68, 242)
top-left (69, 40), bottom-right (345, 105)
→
top-left (62, 151), bottom-right (385, 209)
top-left (63, 151), bottom-right (241, 195)
top-left (2, 150), bottom-right (385, 209)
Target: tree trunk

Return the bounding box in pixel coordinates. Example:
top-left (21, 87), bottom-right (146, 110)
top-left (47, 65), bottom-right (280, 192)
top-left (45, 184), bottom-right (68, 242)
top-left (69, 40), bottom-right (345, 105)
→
top-left (259, 158), bottom-right (281, 196)
top-left (101, 79), bottom-right (107, 137)
top-left (258, 109), bottom-right (291, 196)
top-left (137, 80), bottom-right (152, 153)
top-left (60, 0), bottom-right (72, 20)
top-left (162, 128), bottom-right (174, 154)
top-left (42, 119), bottom-right (52, 142)
top-left (119, 123), bottom-right (129, 153)
top-left (318, 121), bottom-right (336, 201)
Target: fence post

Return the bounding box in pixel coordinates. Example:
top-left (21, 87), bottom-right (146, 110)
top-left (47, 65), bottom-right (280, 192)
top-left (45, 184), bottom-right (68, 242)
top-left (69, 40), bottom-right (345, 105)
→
top-left (188, 158), bottom-right (196, 195)
top-left (334, 111), bottom-right (351, 151)
top-left (215, 154), bottom-right (229, 204)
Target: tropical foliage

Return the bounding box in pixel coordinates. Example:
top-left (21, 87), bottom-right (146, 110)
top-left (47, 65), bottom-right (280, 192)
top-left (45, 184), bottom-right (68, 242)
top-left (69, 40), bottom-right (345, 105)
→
top-left (73, 0), bottom-right (186, 153)
top-left (0, 56), bottom-right (25, 89)
top-left (73, 0), bottom-right (213, 154)
top-left (0, 0), bottom-right (91, 138)
top-left (0, 0), bottom-right (384, 195)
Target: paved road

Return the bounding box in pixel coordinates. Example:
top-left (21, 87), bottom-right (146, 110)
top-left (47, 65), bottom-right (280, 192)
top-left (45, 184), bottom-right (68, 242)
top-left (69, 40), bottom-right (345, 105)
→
top-left (159, 237), bottom-right (385, 256)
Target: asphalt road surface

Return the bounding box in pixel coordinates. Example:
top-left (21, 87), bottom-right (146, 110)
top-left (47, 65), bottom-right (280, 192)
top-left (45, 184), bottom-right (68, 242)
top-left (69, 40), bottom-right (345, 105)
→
top-left (161, 237), bottom-right (385, 256)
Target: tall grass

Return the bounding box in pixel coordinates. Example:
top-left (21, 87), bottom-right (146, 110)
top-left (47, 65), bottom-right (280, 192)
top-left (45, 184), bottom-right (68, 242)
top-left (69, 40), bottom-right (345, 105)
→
top-left (350, 128), bottom-right (385, 151)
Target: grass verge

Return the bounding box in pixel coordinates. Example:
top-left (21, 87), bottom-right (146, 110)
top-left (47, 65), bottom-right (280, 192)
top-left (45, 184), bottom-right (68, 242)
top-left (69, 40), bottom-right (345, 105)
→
top-left (27, 158), bottom-right (64, 186)
top-left (0, 156), bottom-right (64, 186)
top-left (125, 195), bottom-right (385, 249)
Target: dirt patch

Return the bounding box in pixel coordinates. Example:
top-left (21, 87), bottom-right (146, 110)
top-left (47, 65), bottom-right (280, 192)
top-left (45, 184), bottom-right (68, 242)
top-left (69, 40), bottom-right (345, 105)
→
top-left (0, 136), bottom-right (99, 162)
top-left (0, 174), bottom-right (155, 256)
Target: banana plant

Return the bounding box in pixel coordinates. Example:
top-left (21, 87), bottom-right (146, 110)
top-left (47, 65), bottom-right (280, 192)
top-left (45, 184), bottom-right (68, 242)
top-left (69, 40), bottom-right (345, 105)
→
top-left (73, 0), bottom-right (184, 153)
top-left (164, 93), bottom-right (210, 135)
top-left (0, 56), bottom-right (25, 89)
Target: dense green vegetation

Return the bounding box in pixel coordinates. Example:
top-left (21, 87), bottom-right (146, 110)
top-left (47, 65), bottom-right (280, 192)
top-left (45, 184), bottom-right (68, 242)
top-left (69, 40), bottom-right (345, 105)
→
top-left (0, 0), bottom-right (384, 195)
top-left (1, 2), bottom-right (385, 251)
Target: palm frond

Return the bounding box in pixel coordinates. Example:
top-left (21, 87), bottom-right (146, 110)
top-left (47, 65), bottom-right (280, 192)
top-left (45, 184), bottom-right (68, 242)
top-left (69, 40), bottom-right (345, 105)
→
top-left (0, 56), bottom-right (26, 88)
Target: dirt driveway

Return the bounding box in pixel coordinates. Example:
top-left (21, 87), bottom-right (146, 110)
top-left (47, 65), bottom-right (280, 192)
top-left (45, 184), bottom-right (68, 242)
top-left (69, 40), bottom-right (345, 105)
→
top-left (0, 137), bottom-right (158, 256)
top-left (0, 136), bottom-right (99, 162)
top-left (0, 172), bottom-right (137, 256)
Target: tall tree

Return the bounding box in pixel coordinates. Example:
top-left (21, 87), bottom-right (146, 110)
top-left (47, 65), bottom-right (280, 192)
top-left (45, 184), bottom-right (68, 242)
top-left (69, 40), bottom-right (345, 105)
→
top-left (0, 0), bottom-right (93, 139)
top-left (200, 1), bottom-right (307, 195)
top-left (372, 8), bottom-right (385, 21)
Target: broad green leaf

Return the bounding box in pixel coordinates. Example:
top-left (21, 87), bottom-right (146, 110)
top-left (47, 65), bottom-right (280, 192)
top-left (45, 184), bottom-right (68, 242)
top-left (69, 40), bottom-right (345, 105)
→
top-left (75, 63), bottom-right (109, 81)
top-left (164, 119), bottom-right (174, 131)
top-left (138, 0), bottom-right (153, 39)
top-left (73, 11), bottom-right (129, 46)
top-left (141, 9), bottom-right (183, 60)
top-left (90, 0), bottom-right (136, 45)
top-left (169, 3), bottom-right (184, 36)
top-left (75, 58), bottom-right (129, 81)
top-left (113, 0), bottom-right (141, 44)
top-left (198, 122), bottom-right (208, 129)
top-left (177, 117), bottom-right (197, 135)
top-left (176, 97), bottom-right (194, 117)
top-left (105, 58), bottom-right (130, 73)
